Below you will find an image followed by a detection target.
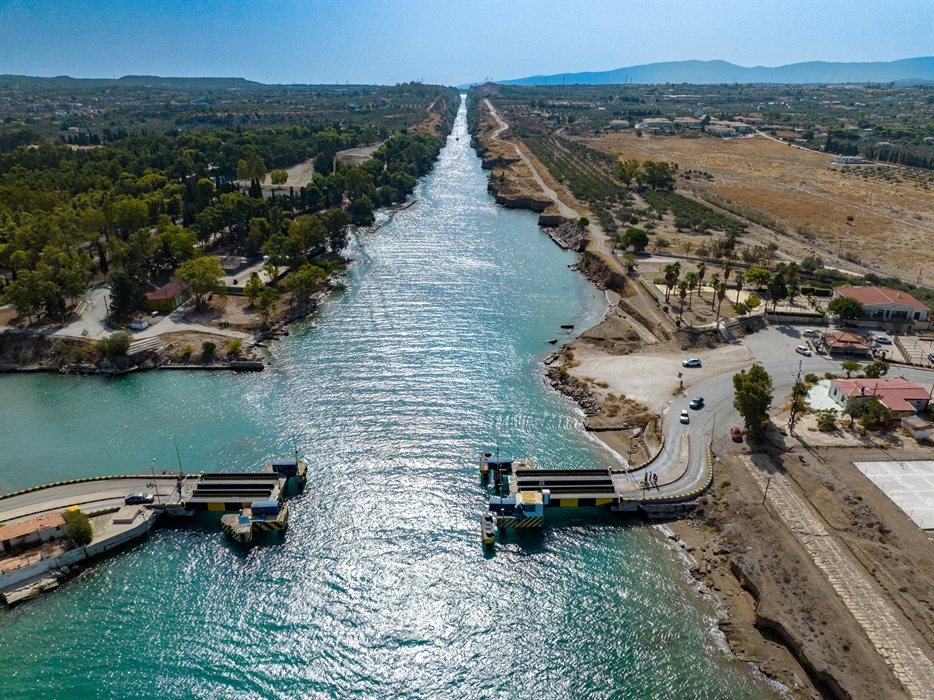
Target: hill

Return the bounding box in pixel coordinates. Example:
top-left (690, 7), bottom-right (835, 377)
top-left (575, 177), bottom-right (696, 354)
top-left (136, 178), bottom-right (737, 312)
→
top-left (488, 57), bottom-right (934, 87)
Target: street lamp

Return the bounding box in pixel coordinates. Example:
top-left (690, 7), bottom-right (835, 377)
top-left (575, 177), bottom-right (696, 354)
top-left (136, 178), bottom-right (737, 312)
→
top-left (150, 458), bottom-right (162, 507)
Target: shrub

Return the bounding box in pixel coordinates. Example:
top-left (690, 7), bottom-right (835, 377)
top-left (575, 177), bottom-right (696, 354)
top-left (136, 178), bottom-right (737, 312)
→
top-left (95, 331), bottom-right (131, 359)
top-left (201, 341), bottom-right (216, 356)
top-left (804, 373), bottom-right (820, 384)
top-left (179, 344), bottom-right (193, 361)
top-left (227, 339), bottom-right (242, 356)
top-left (63, 508), bottom-right (94, 546)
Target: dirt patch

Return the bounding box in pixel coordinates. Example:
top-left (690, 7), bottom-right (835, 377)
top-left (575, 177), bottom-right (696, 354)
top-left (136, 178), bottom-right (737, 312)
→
top-left (686, 450), bottom-right (920, 699)
top-left (581, 131), bottom-right (934, 282)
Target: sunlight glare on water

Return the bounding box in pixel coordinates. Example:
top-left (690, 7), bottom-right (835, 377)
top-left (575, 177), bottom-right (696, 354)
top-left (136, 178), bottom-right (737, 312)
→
top-left (0, 98), bottom-right (775, 699)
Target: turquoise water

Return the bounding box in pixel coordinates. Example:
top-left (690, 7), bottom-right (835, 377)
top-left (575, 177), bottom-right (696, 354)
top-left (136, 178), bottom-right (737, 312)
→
top-left (0, 100), bottom-right (775, 699)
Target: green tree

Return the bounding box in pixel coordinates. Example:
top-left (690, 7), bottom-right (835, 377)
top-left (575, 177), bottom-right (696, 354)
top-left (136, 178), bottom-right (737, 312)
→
top-left (63, 509), bottom-right (94, 546)
top-left (816, 409), bottom-right (838, 431)
top-left (320, 208), bottom-right (351, 252)
top-left (860, 396), bottom-right (893, 431)
top-left (840, 360), bottom-right (861, 378)
top-left (255, 284), bottom-right (280, 324)
top-left (864, 360), bottom-right (889, 379)
top-left (243, 275), bottom-right (265, 306)
top-left (768, 274), bottom-right (787, 311)
top-left (96, 331), bottom-right (131, 359)
top-left (577, 217), bottom-right (590, 228)
top-left (175, 256), bottom-right (226, 309)
top-left (615, 158), bottom-right (640, 187)
top-left (827, 296), bottom-right (864, 320)
top-left (109, 271), bottom-right (149, 321)
top-left (663, 261), bottom-right (680, 303)
top-left (270, 169), bottom-right (289, 188)
top-left (3, 268), bottom-right (56, 324)
top-left (744, 266), bottom-right (772, 289)
top-left (734, 270), bottom-right (744, 302)
top-left (622, 254), bottom-right (638, 273)
top-left (733, 364), bottom-right (773, 443)
top-left (621, 227), bottom-right (649, 252)
top-left (285, 263), bottom-right (325, 304)
top-left (640, 160), bottom-right (676, 190)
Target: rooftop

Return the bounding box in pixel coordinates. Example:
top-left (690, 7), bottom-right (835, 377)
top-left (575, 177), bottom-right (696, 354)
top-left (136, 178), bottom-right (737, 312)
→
top-left (146, 281), bottom-right (188, 301)
top-left (822, 331), bottom-right (871, 350)
top-left (831, 378), bottom-right (930, 412)
top-left (0, 511), bottom-right (66, 543)
top-left (835, 286), bottom-right (928, 310)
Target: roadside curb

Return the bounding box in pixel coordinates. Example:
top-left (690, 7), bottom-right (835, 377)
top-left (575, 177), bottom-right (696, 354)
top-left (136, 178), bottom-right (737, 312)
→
top-left (613, 435), bottom-right (665, 474)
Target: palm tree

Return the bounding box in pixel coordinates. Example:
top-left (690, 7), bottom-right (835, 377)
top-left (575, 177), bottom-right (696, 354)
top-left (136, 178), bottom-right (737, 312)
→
top-left (662, 263), bottom-right (676, 302)
top-left (716, 282), bottom-right (728, 318)
top-left (723, 261), bottom-right (733, 285)
top-left (696, 261), bottom-right (707, 303)
top-left (685, 272), bottom-right (699, 309)
top-left (709, 272), bottom-right (721, 306)
top-left (677, 281), bottom-right (688, 322)
top-left (663, 262), bottom-right (680, 303)
top-left (734, 271), bottom-right (745, 303)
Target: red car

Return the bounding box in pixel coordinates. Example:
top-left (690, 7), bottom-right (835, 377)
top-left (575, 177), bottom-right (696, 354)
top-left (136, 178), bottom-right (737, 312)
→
top-left (730, 426), bottom-right (743, 442)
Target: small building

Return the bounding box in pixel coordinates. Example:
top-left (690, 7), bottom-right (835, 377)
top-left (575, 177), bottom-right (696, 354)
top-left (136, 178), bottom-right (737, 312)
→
top-left (829, 378), bottom-right (931, 417)
top-left (146, 282), bottom-right (188, 313)
top-left (821, 331), bottom-right (872, 357)
top-left (832, 286), bottom-right (929, 325)
top-left (0, 512), bottom-right (67, 554)
top-left (834, 155), bottom-right (868, 165)
top-left (674, 117), bottom-right (703, 129)
top-left (127, 311), bottom-right (149, 330)
top-left (637, 118), bottom-right (672, 132)
top-left (902, 415), bottom-right (933, 441)
top-left (608, 120), bottom-right (631, 129)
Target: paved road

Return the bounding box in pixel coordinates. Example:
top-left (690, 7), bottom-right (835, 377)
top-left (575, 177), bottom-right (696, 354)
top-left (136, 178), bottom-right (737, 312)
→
top-left (0, 476), bottom-right (179, 524)
top-left (134, 303), bottom-right (250, 340)
top-left (636, 324), bottom-right (934, 500)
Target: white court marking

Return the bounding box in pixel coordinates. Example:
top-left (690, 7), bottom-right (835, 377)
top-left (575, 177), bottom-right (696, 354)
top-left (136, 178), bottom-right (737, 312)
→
top-left (854, 461), bottom-right (934, 531)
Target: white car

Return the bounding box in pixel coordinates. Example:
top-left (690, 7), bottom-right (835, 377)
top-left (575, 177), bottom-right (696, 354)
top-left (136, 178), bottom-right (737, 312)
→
top-left (874, 335), bottom-right (892, 345)
top-left (682, 358), bottom-right (702, 368)
top-left (795, 345), bottom-right (812, 356)
top-left (680, 409), bottom-right (690, 424)
top-left (802, 329), bottom-right (819, 338)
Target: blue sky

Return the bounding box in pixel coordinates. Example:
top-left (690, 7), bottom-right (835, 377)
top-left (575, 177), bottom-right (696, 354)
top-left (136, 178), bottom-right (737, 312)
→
top-left (1, 0), bottom-right (931, 86)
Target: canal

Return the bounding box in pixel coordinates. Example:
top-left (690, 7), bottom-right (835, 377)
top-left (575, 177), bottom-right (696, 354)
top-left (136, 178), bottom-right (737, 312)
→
top-left (0, 98), bottom-right (775, 699)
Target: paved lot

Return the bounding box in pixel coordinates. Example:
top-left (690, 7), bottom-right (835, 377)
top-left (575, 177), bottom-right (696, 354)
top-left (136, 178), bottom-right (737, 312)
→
top-left (854, 461), bottom-right (934, 531)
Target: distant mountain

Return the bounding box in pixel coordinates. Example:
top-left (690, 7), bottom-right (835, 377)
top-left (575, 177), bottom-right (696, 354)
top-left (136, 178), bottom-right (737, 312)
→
top-left (486, 57), bottom-right (934, 87)
top-left (0, 75), bottom-right (262, 90)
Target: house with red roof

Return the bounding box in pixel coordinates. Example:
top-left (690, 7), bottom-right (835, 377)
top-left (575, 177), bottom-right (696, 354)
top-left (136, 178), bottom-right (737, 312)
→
top-left (0, 512), bottom-right (67, 554)
top-left (833, 286), bottom-right (929, 326)
top-left (829, 378), bottom-right (931, 417)
top-left (146, 281), bottom-right (188, 313)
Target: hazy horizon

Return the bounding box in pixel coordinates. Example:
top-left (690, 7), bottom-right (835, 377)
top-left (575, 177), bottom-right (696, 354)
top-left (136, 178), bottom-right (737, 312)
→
top-left (1, 0), bottom-right (932, 87)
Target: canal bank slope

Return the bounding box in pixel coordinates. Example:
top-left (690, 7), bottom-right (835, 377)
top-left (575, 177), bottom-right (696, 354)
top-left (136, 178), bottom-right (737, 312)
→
top-left (467, 90), bottom-right (934, 700)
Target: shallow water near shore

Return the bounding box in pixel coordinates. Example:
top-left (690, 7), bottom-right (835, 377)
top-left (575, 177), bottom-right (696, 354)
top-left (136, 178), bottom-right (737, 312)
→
top-left (0, 99), bottom-right (775, 699)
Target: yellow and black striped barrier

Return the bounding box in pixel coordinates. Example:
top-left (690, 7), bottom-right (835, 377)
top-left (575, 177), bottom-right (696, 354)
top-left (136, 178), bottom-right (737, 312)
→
top-left (636, 444), bottom-right (714, 504)
top-left (0, 473), bottom-right (184, 502)
top-left (498, 516), bottom-right (544, 528)
top-left (612, 435), bottom-right (666, 474)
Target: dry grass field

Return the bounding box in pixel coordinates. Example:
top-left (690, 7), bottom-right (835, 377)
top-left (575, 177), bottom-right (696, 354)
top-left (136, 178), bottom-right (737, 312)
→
top-left (582, 132), bottom-right (934, 282)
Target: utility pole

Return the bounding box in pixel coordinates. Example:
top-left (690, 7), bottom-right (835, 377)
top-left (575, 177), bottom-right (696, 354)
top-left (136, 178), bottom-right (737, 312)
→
top-left (150, 458), bottom-right (162, 507)
top-left (788, 360), bottom-right (803, 432)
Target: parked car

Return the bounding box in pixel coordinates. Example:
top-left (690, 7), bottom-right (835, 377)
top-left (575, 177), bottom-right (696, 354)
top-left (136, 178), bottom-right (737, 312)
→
top-left (680, 409), bottom-right (690, 424)
top-left (928, 352), bottom-right (934, 363)
top-left (682, 358), bottom-right (702, 367)
top-left (689, 396), bottom-right (704, 410)
top-left (124, 492), bottom-right (154, 505)
top-left (795, 345), bottom-right (812, 356)
top-left (730, 426), bottom-right (743, 442)
top-left (802, 329), bottom-right (819, 338)
top-left (874, 335), bottom-right (892, 345)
